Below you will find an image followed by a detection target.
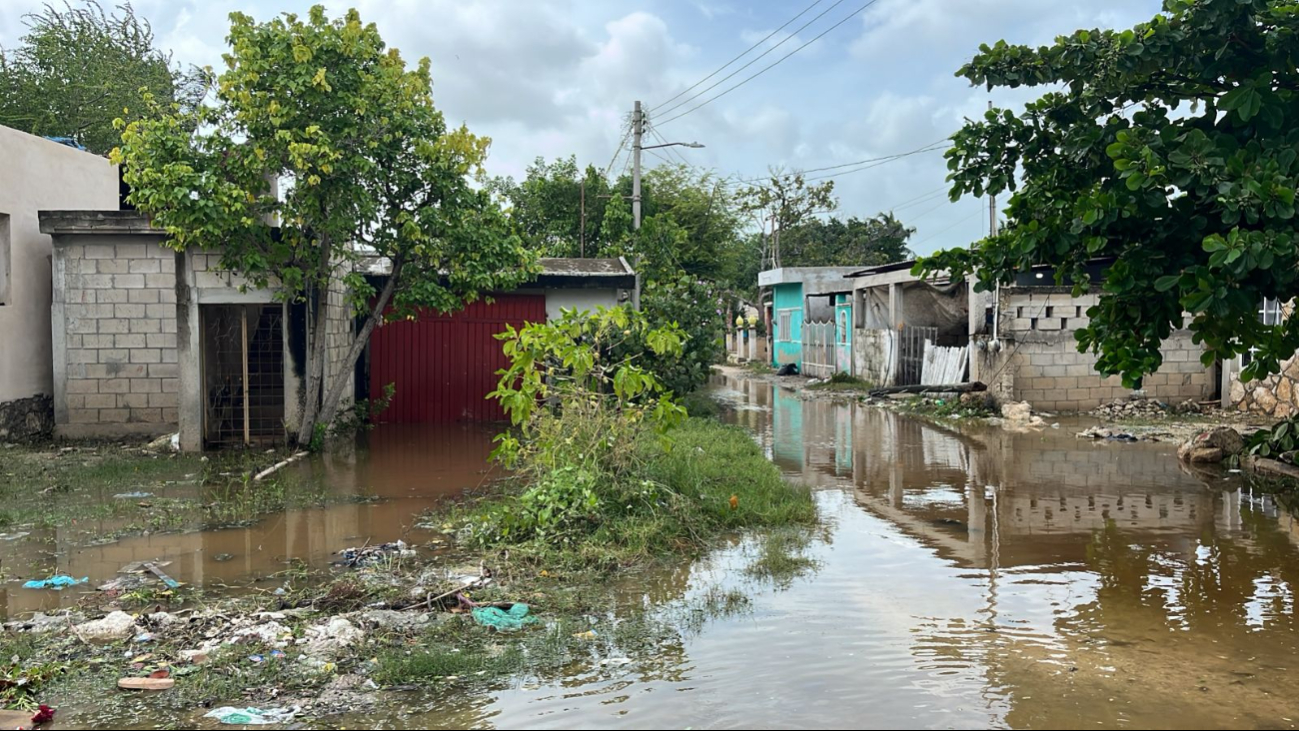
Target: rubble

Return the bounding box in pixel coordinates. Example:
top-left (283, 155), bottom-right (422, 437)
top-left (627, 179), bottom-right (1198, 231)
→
top-left (1077, 426), bottom-right (1140, 442)
top-left (1178, 427), bottom-right (1245, 464)
top-left (4, 611), bottom-right (85, 634)
top-left (73, 611), bottom-right (138, 642)
top-left (300, 617), bottom-right (364, 659)
top-left (1091, 397), bottom-right (1207, 420)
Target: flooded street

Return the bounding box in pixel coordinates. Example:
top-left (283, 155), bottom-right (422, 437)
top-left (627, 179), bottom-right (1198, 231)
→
top-left (22, 372), bottom-right (1299, 729)
top-left (341, 372), bottom-right (1299, 730)
top-left (3, 424), bottom-right (499, 618)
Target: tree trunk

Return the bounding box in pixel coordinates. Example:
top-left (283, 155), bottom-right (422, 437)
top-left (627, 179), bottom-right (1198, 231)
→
top-left (295, 234), bottom-right (335, 446)
top-left (295, 282), bottom-right (329, 446)
top-left (315, 258), bottom-right (404, 432)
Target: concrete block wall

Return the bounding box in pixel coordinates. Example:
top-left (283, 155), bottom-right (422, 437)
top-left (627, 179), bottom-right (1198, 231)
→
top-left (323, 271), bottom-right (354, 410)
top-left (53, 237), bottom-right (178, 436)
top-left (979, 288), bottom-right (1214, 412)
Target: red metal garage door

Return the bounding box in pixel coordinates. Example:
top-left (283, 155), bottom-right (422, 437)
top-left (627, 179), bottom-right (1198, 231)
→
top-left (369, 295), bottom-right (546, 423)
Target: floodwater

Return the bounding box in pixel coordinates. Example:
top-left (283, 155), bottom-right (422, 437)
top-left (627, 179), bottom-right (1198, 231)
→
top-left (28, 372), bottom-right (1299, 728)
top-left (2, 424), bottom-right (500, 618)
top-left (348, 372), bottom-right (1299, 730)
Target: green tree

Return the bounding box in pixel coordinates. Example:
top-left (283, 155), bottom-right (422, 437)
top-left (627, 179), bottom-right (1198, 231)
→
top-left (918, 0), bottom-right (1299, 387)
top-left (779, 213), bottom-right (915, 268)
top-left (492, 156), bottom-right (611, 257)
top-left (0, 1), bottom-right (206, 154)
top-left (737, 170), bottom-right (837, 269)
top-left (113, 6), bottom-right (535, 445)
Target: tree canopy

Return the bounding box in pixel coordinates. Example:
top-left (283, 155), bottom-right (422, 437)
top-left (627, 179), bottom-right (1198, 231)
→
top-left (113, 5), bottom-right (534, 444)
top-left (0, 1), bottom-right (205, 154)
top-left (919, 0), bottom-right (1299, 387)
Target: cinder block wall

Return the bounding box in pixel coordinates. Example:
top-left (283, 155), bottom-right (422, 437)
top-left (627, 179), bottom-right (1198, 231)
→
top-left (980, 288), bottom-right (1213, 412)
top-left (53, 236), bottom-right (178, 436)
top-left (323, 273), bottom-right (354, 409)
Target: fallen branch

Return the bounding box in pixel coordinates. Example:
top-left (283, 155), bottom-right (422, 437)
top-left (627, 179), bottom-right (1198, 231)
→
top-left (868, 381), bottom-right (987, 397)
top-left (254, 451), bottom-right (310, 481)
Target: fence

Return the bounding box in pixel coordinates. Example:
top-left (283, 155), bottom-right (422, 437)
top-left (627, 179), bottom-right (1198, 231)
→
top-left (803, 320), bottom-right (837, 378)
top-left (897, 326), bottom-right (938, 385)
top-left (920, 340), bottom-right (969, 385)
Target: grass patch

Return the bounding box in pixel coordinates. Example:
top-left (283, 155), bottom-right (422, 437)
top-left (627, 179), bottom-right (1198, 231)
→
top-left (744, 527), bottom-right (819, 587)
top-left (451, 417), bottom-right (816, 576)
top-left (807, 372), bottom-right (874, 393)
top-left (897, 394), bottom-right (998, 420)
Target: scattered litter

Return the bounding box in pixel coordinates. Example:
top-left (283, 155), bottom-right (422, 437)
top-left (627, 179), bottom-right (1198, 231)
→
top-left (1077, 426), bottom-right (1139, 442)
top-left (23, 575), bottom-right (87, 590)
top-left (471, 603), bottom-right (536, 632)
top-left (133, 633), bottom-right (155, 643)
top-left (30, 706), bottom-right (54, 725)
top-left (113, 491), bottom-right (153, 499)
top-left (143, 562), bottom-right (180, 589)
top-left (117, 676), bottom-right (174, 691)
top-left (213, 553), bottom-right (235, 562)
top-left (203, 706), bottom-right (299, 725)
top-left (333, 541), bottom-right (415, 568)
top-left (248, 650), bottom-right (286, 664)
top-left (573, 630), bottom-right (598, 640)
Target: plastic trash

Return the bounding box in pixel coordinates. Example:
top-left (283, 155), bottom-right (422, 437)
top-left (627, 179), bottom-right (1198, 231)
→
top-left (113, 492), bottom-right (153, 499)
top-left (203, 706), bottom-right (300, 725)
top-left (23, 575), bottom-right (88, 590)
top-left (470, 603), bottom-right (537, 632)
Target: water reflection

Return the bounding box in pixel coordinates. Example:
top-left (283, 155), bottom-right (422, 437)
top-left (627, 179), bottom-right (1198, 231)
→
top-left (1, 424), bottom-right (498, 618)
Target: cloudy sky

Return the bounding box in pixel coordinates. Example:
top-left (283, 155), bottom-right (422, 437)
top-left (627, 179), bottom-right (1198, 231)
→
top-left (2, 0), bottom-right (1164, 255)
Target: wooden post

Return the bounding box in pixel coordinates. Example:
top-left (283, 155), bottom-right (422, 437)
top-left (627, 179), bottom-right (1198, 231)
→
top-left (241, 307), bottom-right (250, 446)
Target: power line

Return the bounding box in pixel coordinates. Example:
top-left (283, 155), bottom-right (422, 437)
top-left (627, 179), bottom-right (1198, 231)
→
top-left (647, 126), bottom-right (692, 167)
top-left (736, 137), bottom-right (951, 185)
top-left (601, 123), bottom-right (633, 179)
top-left (655, 0), bottom-right (883, 128)
top-left (653, 0), bottom-right (827, 112)
top-left (910, 206), bottom-right (984, 249)
top-left (803, 143), bottom-right (949, 182)
top-left (652, 0), bottom-right (847, 119)
top-left (888, 184), bottom-right (951, 212)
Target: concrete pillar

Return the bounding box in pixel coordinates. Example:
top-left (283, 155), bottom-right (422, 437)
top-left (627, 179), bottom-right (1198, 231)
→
top-left (177, 251), bottom-right (203, 451)
top-left (747, 328), bottom-right (756, 361)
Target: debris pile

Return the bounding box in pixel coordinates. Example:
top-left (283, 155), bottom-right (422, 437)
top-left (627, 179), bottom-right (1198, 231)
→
top-left (332, 541), bottom-right (415, 568)
top-left (1091, 397), bottom-right (1207, 420)
top-left (1178, 426), bottom-right (1245, 464)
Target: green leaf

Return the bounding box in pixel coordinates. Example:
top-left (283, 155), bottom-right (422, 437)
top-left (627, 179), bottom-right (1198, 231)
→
top-left (1154, 275), bottom-right (1181, 292)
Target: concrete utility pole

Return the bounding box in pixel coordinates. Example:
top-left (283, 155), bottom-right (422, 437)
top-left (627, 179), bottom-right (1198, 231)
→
top-left (632, 100), bottom-right (643, 231)
top-left (629, 101), bottom-right (702, 233)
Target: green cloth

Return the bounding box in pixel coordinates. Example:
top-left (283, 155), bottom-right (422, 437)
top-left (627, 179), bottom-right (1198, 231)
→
top-left (471, 603), bottom-right (537, 631)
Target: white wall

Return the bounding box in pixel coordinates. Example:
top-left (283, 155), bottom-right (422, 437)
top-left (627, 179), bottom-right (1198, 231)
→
top-left (0, 126), bottom-right (119, 403)
top-left (545, 288), bottom-right (619, 320)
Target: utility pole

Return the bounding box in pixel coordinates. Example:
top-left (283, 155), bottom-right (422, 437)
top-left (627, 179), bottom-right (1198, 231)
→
top-left (580, 179), bottom-right (586, 258)
top-left (632, 100), bottom-right (643, 230)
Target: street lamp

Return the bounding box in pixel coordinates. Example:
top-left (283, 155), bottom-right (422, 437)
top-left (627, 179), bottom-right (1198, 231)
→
top-left (631, 100), bottom-right (704, 230)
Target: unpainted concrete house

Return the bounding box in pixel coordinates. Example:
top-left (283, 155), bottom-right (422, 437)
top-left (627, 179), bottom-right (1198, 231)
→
top-left (971, 264), bottom-right (1217, 412)
top-left (38, 204), bottom-right (636, 449)
top-left (0, 127), bottom-right (119, 438)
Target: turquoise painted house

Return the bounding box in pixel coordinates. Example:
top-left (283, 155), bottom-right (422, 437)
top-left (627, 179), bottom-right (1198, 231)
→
top-left (758, 267), bottom-right (860, 372)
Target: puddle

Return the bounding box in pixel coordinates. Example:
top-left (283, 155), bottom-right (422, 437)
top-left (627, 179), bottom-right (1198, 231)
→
top-left (325, 373), bottom-right (1299, 730)
top-left (1, 424), bottom-right (500, 618)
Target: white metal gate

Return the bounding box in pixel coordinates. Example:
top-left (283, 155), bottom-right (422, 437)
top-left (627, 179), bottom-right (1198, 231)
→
top-left (802, 320), bottom-right (836, 378)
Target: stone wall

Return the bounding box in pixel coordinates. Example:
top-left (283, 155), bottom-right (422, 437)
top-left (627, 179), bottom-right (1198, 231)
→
top-left (52, 235), bottom-right (178, 436)
top-left (1228, 355), bottom-right (1299, 418)
top-left (977, 287), bottom-right (1214, 412)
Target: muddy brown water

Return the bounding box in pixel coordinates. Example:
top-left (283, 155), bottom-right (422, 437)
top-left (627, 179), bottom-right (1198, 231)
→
top-left (35, 374), bottom-right (1299, 728)
top-left (2, 424), bottom-right (499, 618)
